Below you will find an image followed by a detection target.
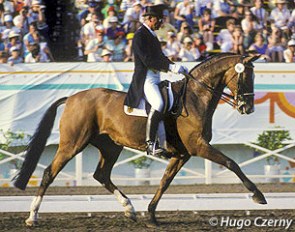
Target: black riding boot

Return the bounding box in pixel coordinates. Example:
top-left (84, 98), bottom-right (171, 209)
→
top-left (146, 109), bottom-right (168, 157)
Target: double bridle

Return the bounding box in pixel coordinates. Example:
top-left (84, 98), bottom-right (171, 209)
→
top-left (182, 61), bottom-right (254, 108)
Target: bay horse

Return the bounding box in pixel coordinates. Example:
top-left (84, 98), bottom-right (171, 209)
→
top-left (14, 53), bottom-right (267, 226)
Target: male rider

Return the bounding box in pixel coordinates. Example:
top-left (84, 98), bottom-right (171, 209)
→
top-left (124, 4), bottom-right (188, 157)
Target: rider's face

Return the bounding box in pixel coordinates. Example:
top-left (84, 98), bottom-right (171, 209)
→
top-left (150, 16), bottom-right (163, 30)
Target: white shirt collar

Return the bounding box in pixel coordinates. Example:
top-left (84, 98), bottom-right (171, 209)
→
top-left (143, 23), bottom-right (157, 37)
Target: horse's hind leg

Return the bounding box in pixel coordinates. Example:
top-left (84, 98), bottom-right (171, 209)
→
top-left (91, 135), bottom-right (136, 221)
top-left (26, 134), bottom-right (92, 226)
top-left (148, 154), bottom-right (190, 225)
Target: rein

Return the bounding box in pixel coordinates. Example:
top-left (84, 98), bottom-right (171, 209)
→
top-left (182, 72), bottom-right (238, 107)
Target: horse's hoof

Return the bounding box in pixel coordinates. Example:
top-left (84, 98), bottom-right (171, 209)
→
top-left (252, 191), bottom-right (267, 205)
top-left (25, 218), bottom-right (37, 227)
top-left (146, 219), bottom-right (159, 228)
top-left (125, 211), bottom-right (137, 222)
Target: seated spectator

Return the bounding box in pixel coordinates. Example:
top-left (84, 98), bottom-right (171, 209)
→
top-left (0, 33), bottom-right (6, 51)
top-left (82, 13), bottom-right (103, 46)
top-left (84, 25), bottom-right (107, 62)
top-left (178, 36), bottom-right (200, 61)
top-left (216, 19), bottom-right (235, 52)
top-left (267, 26), bottom-right (285, 62)
top-left (107, 31), bottom-right (126, 61)
top-left (25, 42), bottom-right (49, 63)
top-left (174, 0), bottom-right (194, 31)
top-left (167, 31), bottom-right (181, 54)
top-left (160, 37), bottom-right (178, 61)
top-left (193, 33), bottom-right (208, 60)
top-left (14, 6), bottom-right (32, 35)
top-left (2, 14), bottom-right (19, 35)
top-left (122, 1), bottom-right (143, 33)
top-left (250, 0), bottom-right (269, 31)
top-left (155, 13), bottom-right (177, 41)
top-left (78, 0), bottom-right (104, 27)
top-left (32, 31), bottom-right (54, 61)
top-left (0, 51), bottom-right (8, 63)
top-left (232, 25), bottom-right (244, 54)
top-left (269, 0), bottom-right (291, 34)
top-left (194, 0), bottom-right (213, 18)
top-left (231, 2), bottom-right (246, 26)
top-left (248, 32), bottom-right (270, 60)
top-left (177, 21), bottom-right (193, 43)
top-left (241, 10), bottom-right (259, 49)
top-left (8, 46), bottom-right (23, 65)
top-left (103, 6), bottom-right (117, 29)
top-left (198, 8), bottom-right (215, 50)
top-left (106, 16), bottom-right (125, 40)
top-left (101, 48), bottom-right (112, 62)
top-left (120, 0), bottom-right (134, 13)
top-left (102, 0), bottom-right (120, 19)
top-left (283, 39), bottom-right (295, 62)
top-left (6, 31), bottom-right (22, 56)
top-left (23, 22), bottom-right (38, 56)
top-left (212, 0), bottom-right (233, 18)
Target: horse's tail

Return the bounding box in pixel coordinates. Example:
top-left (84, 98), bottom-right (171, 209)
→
top-left (13, 97), bottom-right (68, 190)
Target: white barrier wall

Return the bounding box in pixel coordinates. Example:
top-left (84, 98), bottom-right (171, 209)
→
top-left (1, 62), bottom-right (295, 144)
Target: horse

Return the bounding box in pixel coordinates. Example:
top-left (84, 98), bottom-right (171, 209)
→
top-left (13, 53), bottom-right (267, 226)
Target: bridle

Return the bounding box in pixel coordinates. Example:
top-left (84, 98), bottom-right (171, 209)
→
top-left (182, 60), bottom-right (255, 108)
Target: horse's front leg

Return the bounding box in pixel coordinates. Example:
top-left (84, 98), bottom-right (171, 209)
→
top-left (189, 139), bottom-right (267, 205)
top-left (148, 154), bottom-right (190, 226)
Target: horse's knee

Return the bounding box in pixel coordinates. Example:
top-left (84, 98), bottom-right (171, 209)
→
top-left (225, 159), bottom-right (237, 170)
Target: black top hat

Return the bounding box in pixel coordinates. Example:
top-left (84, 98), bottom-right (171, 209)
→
top-left (143, 4), bottom-right (167, 18)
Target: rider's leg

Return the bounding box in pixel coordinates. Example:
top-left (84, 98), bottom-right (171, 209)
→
top-left (144, 70), bottom-right (167, 156)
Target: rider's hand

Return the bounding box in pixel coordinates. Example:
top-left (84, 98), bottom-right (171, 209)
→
top-left (169, 64), bottom-right (188, 75)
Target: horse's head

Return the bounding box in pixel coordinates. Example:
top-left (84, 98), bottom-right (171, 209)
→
top-left (225, 55), bottom-right (260, 115)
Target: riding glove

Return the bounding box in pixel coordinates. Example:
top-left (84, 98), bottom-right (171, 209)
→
top-left (169, 64), bottom-right (189, 75)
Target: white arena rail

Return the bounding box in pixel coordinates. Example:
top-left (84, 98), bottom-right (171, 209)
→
top-left (0, 193), bottom-right (294, 213)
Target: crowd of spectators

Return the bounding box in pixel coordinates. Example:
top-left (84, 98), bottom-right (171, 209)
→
top-left (0, 0), bottom-right (54, 65)
top-left (75, 0), bottom-right (294, 63)
top-left (0, 0), bottom-right (294, 64)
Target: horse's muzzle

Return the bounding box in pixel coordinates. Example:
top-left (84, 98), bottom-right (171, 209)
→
top-left (238, 101), bottom-right (254, 115)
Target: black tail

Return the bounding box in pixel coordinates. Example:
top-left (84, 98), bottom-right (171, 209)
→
top-left (13, 97), bottom-right (68, 190)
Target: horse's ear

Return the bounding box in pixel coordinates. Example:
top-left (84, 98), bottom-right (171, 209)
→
top-left (243, 54), bottom-right (261, 63)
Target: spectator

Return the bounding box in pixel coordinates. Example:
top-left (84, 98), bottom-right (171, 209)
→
top-left (241, 10), bottom-right (259, 49)
top-left (212, 0), bottom-right (233, 18)
top-left (160, 37), bottom-right (178, 61)
top-left (3, 14), bottom-right (19, 35)
top-left (283, 39), bottom-right (295, 62)
top-left (250, 0), bottom-right (269, 31)
top-left (24, 42), bottom-right (49, 62)
top-left (8, 46), bottom-right (23, 65)
top-left (84, 25), bottom-right (107, 62)
top-left (232, 2), bottom-right (246, 26)
top-left (107, 31), bottom-right (126, 61)
top-left (232, 25), bottom-right (244, 54)
top-left (124, 32), bottom-right (134, 61)
top-left (102, 0), bottom-right (120, 19)
top-left (32, 31), bottom-right (54, 61)
top-left (177, 21), bottom-right (193, 43)
top-left (269, 0), bottom-right (291, 33)
top-left (23, 22), bottom-right (37, 56)
top-left (216, 19), bottom-right (235, 52)
top-left (0, 32), bottom-right (6, 51)
top-left (30, 0), bottom-right (49, 41)
top-left (178, 36), bottom-right (200, 61)
top-left (192, 33), bottom-right (208, 58)
top-left (78, 1), bottom-right (104, 27)
top-left (194, 0), bottom-right (213, 18)
top-left (6, 31), bottom-right (22, 56)
top-left (106, 16), bottom-right (125, 40)
top-left (101, 48), bottom-right (112, 62)
top-left (82, 13), bottom-right (102, 46)
top-left (122, 1), bottom-right (143, 26)
top-left (103, 6), bottom-right (117, 29)
top-left (1, 0), bottom-right (15, 15)
top-left (167, 31), bottom-right (181, 54)
top-left (0, 50), bottom-right (8, 63)
top-left (174, 0), bottom-right (194, 31)
top-left (248, 32), bottom-right (270, 60)
top-left (267, 26), bottom-right (285, 62)
top-left (120, 0), bottom-right (134, 13)
top-left (155, 12), bottom-right (177, 41)
top-left (14, 6), bottom-right (32, 35)
top-left (198, 8), bottom-right (215, 50)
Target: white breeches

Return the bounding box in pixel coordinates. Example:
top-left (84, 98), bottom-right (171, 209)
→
top-left (144, 70), bottom-right (164, 112)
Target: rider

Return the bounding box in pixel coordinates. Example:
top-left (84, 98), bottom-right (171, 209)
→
top-left (124, 4), bottom-right (188, 157)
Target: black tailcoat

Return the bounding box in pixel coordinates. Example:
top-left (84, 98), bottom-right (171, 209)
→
top-left (124, 25), bottom-right (173, 108)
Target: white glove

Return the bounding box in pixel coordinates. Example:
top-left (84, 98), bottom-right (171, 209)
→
top-left (169, 64), bottom-right (188, 75)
